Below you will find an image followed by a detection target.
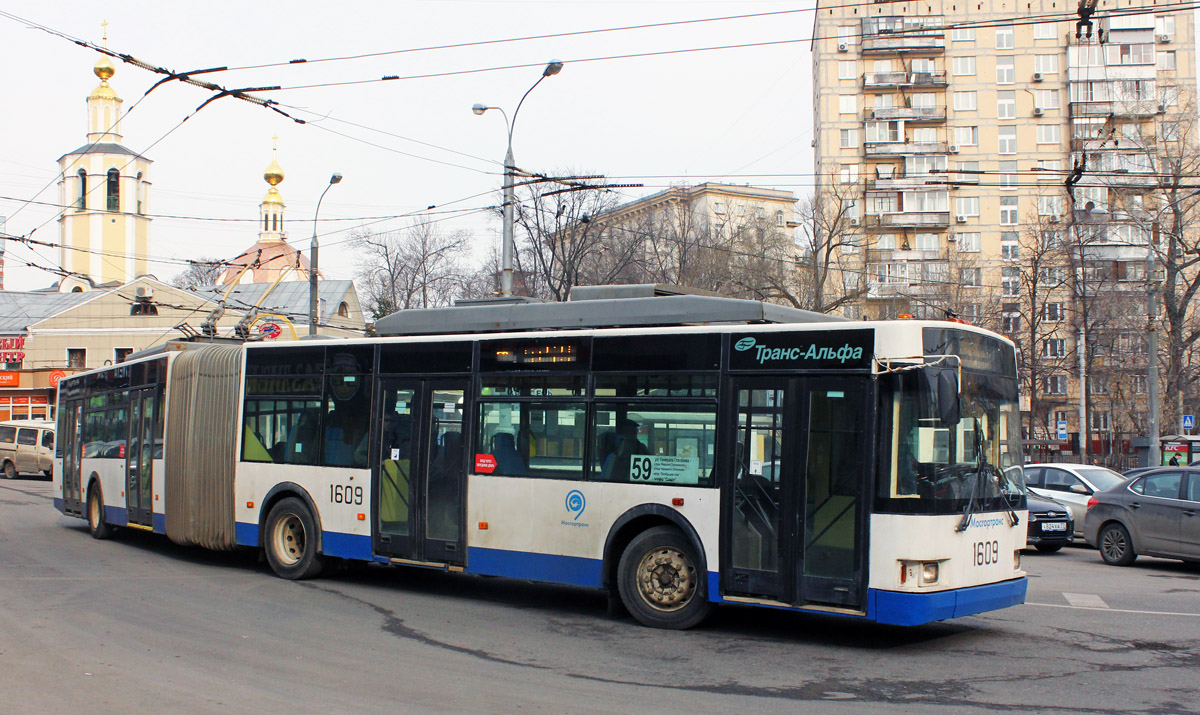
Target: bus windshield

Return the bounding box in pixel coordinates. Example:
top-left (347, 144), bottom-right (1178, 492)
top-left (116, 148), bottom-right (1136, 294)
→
top-left (876, 368), bottom-right (1024, 514)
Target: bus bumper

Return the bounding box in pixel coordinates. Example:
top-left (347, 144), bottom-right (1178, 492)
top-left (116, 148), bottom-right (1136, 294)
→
top-left (870, 577), bottom-right (1027, 626)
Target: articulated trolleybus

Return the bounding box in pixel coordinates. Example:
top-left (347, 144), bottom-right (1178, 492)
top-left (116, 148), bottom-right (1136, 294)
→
top-left (54, 287), bottom-right (1027, 629)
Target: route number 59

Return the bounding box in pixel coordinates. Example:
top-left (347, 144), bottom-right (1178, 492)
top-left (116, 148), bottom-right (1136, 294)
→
top-left (630, 456), bottom-right (653, 481)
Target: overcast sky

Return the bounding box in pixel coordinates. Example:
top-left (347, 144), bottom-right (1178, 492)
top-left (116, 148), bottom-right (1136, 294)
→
top-left (0, 1), bottom-right (818, 292)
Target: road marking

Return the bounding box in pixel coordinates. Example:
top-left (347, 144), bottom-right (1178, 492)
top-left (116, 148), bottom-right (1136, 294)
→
top-left (1063, 592), bottom-right (1109, 609)
top-left (1026, 602), bottom-right (1200, 618)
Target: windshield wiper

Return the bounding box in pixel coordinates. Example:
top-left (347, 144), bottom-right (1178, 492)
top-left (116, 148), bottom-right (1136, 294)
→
top-left (955, 425), bottom-right (1019, 532)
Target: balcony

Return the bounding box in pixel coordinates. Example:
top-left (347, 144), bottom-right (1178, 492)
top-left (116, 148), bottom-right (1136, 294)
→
top-left (864, 141), bottom-right (948, 156)
top-left (864, 212), bottom-right (951, 229)
top-left (866, 175), bottom-right (943, 191)
top-left (861, 34), bottom-right (946, 54)
top-left (862, 71), bottom-right (948, 89)
top-left (864, 106), bottom-right (947, 122)
top-left (867, 280), bottom-right (944, 299)
top-left (1070, 100), bottom-right (1163, 118)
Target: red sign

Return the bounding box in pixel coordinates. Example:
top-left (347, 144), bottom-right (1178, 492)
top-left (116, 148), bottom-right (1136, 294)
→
top-left (474, 454), bottom-right (497, 474)
top-left (0, 337), bottom-right (25, 365)
top-left (118, 444), bottom-right (126, 459)
top-left (0, 372), bottom-right (17, 387)
top-left (11, 397), bottom-right (29, 405)
top-left (0, 397), bottom-right (8, 405)
top-left (31, 396), bottom-right (48, 405)
top-left (48, 370), bottom-right (66, 386)
top-left (259, 322), bottom-right (283, 340)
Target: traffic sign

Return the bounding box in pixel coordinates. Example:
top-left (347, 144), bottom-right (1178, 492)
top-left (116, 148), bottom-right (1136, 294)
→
top-left (1184, 415), bottom-right (1195, 431)
top-left (1056, 420), bottom-right (1068, 440)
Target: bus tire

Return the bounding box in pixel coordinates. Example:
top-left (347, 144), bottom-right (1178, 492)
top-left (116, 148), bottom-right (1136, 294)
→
top-left (618, 526), bottom-right (711, 630)
top-left (87, 485), bottom-right (113, 540)
top-left (264, 497), bottom-right (325, 580)
top-left (2, 461), bottom-right (16, 480)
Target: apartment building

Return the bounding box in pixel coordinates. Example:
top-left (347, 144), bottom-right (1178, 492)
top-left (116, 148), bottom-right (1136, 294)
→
top-left (813, 0), bottom-right (1197, 456)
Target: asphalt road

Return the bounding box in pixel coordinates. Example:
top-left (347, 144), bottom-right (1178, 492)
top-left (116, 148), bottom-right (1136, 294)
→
top-left (2, 477), bottom-right (1198, 714)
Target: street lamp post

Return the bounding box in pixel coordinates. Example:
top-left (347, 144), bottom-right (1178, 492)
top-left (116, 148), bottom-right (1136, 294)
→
top-left (473, 60), bottom-right (563, 297)
top-left (309, 173), bottom-right (342, 336)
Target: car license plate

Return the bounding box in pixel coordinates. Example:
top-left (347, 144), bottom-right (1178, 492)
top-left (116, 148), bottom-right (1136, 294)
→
top-left (1042, 522), bottom-right (1066, 532)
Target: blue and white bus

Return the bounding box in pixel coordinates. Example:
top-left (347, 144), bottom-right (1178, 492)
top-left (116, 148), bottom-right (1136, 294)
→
top-left (54, 288), bottom-right (1027, 629)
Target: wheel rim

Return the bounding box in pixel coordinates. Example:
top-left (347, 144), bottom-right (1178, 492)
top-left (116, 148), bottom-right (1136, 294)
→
top-left (1101, 528), bottom-right (1126, 561)
top-left (272, 513), bottom-right (306, 567)
top-left (635, 546), bottom-right (697, 612)
top-left (88, 493), bottom-right (100, 529)
top-left (4, 463), bottom-right (14, 478)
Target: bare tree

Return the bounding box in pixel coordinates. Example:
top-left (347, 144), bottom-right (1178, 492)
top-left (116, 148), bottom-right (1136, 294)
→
top-left (794, 185), bottom-right (866, 313)
top-left (170, 257), bottom-right (225, 290)
top-left (510, 174), bottom-right (644, 301)
top-left (354, 218), bottom-right (470, 319)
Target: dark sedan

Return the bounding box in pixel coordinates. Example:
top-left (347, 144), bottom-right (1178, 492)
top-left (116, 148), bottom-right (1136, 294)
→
top-left (1025, 491), bottom-right (1074, 553)
top-left (1084, 467), bottom-right (1200, 566)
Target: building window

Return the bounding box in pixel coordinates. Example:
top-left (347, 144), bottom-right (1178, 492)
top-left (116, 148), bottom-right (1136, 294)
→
top-left (1002, 267), bottom-right (1020, 296)
top-left (1035, 89), bottom-right (1060, 110)
top-left (953, 56), bottom-right (976, 76)
top-left (1034, 22), bottom-right (1057, 40)
top-left (914, 233), bottom-right (939, 251)
top-left (775, 210), bottom-right (785, 227)
top-left (877, 234), bottom-right (897, 250)
top-left (952, 27), bottom-right (976, 42)
top-left (1038, 158), bottom-right (1062, 174)
top-left (838, 26), bottom-right (857, 45)
top-left (1044, 375), bottom-right (1067, 395)
top-left (337, 302), bottom-right (349, 318)
top-left (713, 202), bottom-right (726, 215)
top-left (1034, 55), bottom-right (1059, 74)
top-left (1158, 51), bottom-right (1176, 71)
top-left (999, 160), bottom-right (1018, 190)
top-left (1039, 195), bottom-right (1063, 217)
top-left (1042, 303), bottom-right (1063, 322)
top-left (998, 126), bottom-right (1017, 154)
top-left (1001, 242), bottom-right (1020, 261)
top-left (114, 348), bottom-right (133, 363)
top-left (839, 60), bottom-right (856, 80)
top-left (76, 169), bottom-right (86, 211)
top-left (106, 168), bottom-right (119, 212)
top-left (955, 197), bottom-right (980, 217)
top-left (839, 95), bottom-right (856, 114)
top-left (67, 349), bottom-right (86, 368)
top-left (1155, 15), bottom-right (1176, 40)
top-left (1036, 124), bottom-right (1061, 145)
top-left (995, 25), bottom-right (1015, 49)
top-left (957, 232), bottom-right (980, 252)
top-left (840, 129), bottom-right (859, 148)
top-left (953, 91), bottom-right (977, 111)
top-left (840, 165), bottom-right (859, 184)
top-left (1000, 196), bottom-right (1019, 225)
top-left (1091, 411), bottom-right (1111, 432)
top-left (1110, 44), bottom-right (1155, 66)
top-left (996, 56), bottom-right (1015, 84)
top-left (997, 90), bottom-right (1016, 119)
top-left (1042, 339), bottom-right (1066, 358)
top-left (953, 126), bottom-right (979, 146)
top-left (960, 267), bottom-right (982, 286)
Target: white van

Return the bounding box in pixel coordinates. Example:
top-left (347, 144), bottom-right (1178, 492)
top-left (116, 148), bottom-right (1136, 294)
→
top-left (0, 420), bottom-right (56, 479)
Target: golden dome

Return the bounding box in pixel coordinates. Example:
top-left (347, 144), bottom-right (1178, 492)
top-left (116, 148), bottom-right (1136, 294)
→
top-left (264, 157), bottom-right (285, 187)
top-left (89, 82), bottom-right (119, 100)
top-left (94, 56), bottom-right (115, 81)
top-left (262, 187), bottom-right (285, 205)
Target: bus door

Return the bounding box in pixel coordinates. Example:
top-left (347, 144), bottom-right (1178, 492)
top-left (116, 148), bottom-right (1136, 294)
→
top-left (724, 377), bottom-right (869, 609)
top-left (125, 387), bottom-right (158, 528)
top-left (62, 400), bottom-right (85, 514)
top-left (372, 378), bottom-right (468, 565)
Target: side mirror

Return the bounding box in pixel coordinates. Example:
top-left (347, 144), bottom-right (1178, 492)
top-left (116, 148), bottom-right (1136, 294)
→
top-left (1070, 483), bottom-right (1090, 495)
top-left (936, 368), bottom-right (961, 426)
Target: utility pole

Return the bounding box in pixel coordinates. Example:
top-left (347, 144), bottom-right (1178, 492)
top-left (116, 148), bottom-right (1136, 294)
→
top-left (1147, 222), bottom-right (1161, 466)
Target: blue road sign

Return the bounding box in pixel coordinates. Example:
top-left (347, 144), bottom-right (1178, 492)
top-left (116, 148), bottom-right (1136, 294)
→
top-left (1057, 420), bottom-right (1068, 440)
top-left (1184, 415), bottom-right (1195, 431)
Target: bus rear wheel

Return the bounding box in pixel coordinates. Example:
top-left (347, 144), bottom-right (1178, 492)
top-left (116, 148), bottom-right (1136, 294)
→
top-left (618, 526), bottom-right (711, 630)
top-left (264, 497), bottom-right (324, 580)
top-left (87, 485), bottom-right (113, 540)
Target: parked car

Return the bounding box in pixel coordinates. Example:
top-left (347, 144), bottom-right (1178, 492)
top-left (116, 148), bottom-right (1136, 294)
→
top-left (1024, 491), bottom-right (1074, 553)
top-left (1122, 467), bottom-right (1158, 480)
top-left (0, 420), bottom-right (56, 479)
top-left (1084, 466), bottom-right (1200, 566)
top-left (1024, 463), bottom-right (1128, 537)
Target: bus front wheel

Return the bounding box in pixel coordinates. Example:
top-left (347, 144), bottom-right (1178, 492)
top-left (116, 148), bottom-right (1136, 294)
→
top-left (618, 526), bottom-right (711, 630)
top-left (264, 497), bottom-right (325, 580)
top-left (87, 485), bottom-right (113, 540)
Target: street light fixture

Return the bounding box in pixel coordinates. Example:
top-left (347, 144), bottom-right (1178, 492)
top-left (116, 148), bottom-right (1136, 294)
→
top-left (473, 60), bottom-right (563, 297)
top-left (309, 172), bottom-right (342, 336)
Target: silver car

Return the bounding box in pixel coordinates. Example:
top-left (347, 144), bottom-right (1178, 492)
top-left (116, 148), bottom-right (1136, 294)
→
top-left (1084, 467), bottom-right (1200, 566)
top-left (1024, 463), bottom-right (1128, 537)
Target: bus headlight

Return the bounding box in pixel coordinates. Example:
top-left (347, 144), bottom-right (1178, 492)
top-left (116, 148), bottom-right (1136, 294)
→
top-left (920, 561), bottom-right (939, 585)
